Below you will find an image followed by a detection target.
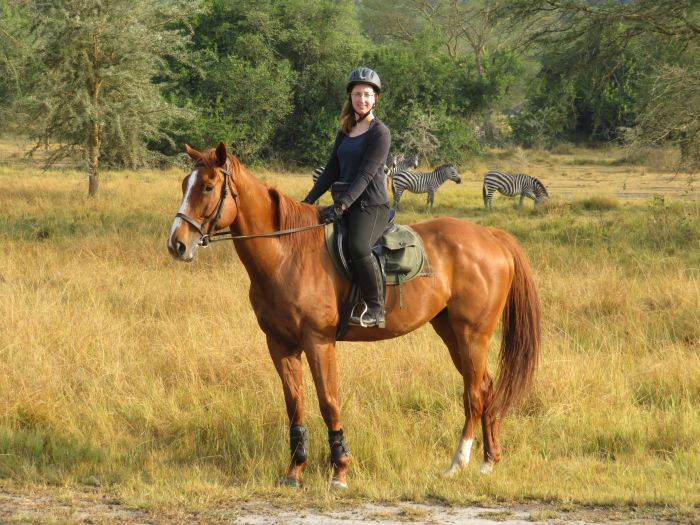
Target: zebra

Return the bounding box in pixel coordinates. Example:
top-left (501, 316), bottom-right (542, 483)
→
top-left (482, 171), bottom-right (549, 209)
top-left (310, 163), bottom-right (393, 204)
top-left (387, 153), bottom-right (419, 174)
top-left (387, 153), bottom-right (418, 194)
top-left (392, 164), bottom-right (461, 210)
top-left (311, 166), bottom-right (324, 185)
top-left (312, 161), bottom-right (398, 185)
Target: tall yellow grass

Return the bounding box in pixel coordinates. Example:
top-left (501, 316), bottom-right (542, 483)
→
top-left (0, 146), bottom-right (698, 512)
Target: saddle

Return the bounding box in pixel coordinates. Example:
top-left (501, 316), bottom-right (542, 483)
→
top-left (324, 212), bottom-right (432, 339)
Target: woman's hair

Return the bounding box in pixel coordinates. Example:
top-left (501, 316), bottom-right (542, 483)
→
top-left (339, 99), bottom-right (355, 134)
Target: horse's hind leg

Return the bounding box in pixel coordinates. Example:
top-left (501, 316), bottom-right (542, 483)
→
top-left (479, 372), bottom-right (501, 473)
top-left (430, 315), bottom-right (491, 476)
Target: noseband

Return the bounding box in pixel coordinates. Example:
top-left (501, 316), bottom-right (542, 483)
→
top-left (175, 161), bottom-right (237, 247)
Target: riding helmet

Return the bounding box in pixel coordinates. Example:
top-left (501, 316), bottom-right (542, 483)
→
top-left (346, 67), bottom-right (381, 93)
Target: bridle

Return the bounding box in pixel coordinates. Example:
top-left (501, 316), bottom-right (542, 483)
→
top-left (175, 160), bottom-right (236, 247)
top-left (175, 160), bottom-right (324, 247)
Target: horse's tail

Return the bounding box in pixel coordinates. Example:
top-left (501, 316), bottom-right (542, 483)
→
top-left (491, 230), bottom-right (541, 419)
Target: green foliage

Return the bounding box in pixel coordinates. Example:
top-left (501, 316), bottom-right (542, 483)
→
top-left (363, 36), bottom-right (485, 164)
top-left (1, 0), bottom-right (698, 169)
top-left (175, 55), bottom-right (293, 161)
top-left (510, 81), bottom-right (577, 148)
top-left (505, 0), bottom-right (699, 166)
top-left (21, 0), bottom-right (195, 172)
top-left (512, 22), bottom-right (644, 145)
top-left (0, 0), bottom-right (37, 126)
top-left (165, 0), bottom-right (365, 165)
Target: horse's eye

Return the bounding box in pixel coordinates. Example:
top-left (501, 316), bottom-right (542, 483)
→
top-left (204, 185), bottom-right (214, 193)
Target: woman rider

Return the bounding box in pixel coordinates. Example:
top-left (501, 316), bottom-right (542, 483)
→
top-left (302, 67), bottom-right (391, 328)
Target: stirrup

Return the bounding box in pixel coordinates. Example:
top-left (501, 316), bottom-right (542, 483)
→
top-left (349, 302), bottom-right (385, 328)
top-left (349, 302), bottom-right (371, 327)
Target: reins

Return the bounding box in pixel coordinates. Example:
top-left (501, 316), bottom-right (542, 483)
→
top-left (203, 223), bottom-right (324, 245)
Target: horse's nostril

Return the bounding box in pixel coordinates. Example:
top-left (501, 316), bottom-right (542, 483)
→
top-left (176, 241), bottom-right (187, 256)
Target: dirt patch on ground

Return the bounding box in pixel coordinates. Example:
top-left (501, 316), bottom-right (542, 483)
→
top-left (1, 487), bottom-right (694, 524)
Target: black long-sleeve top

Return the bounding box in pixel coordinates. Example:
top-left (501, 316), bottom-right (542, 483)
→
top-left (304, 118), bottom-right (391, 209)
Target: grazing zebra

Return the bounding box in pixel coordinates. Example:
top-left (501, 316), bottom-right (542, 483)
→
top-left (482, 171), bottom-right (549, 209)
top-left (392, 164), bottom-right (461, 209)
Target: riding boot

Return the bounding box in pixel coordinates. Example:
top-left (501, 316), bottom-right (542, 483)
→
top-left (349, 254), bottom-right (385, 328)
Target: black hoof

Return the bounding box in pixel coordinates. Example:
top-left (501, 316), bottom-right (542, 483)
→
top-left (278, 477), bottom-right (301, 488)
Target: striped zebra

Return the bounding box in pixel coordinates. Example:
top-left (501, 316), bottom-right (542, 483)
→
top-left (392, 164), bottom-right (461, 209)
top-left (482, 171), bottom-right (549, 208)
top-left (309, 163), bottom-right (393, 205)
top-left (387, 153), bottom-right (419, 174)
top-left (387, 153), bottom-right (418, 194)
top-left (311, 163), bottom-right (393, 188)
top-left (311, 166), bottom-right (324, 185)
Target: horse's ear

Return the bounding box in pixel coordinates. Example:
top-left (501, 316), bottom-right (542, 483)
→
top-left (184, 143), bottom-right (201, 161)
top-left (215, 141), bottom-right (228, 167)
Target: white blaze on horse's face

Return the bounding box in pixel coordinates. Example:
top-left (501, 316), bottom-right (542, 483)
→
top-left (167, 170), bottom-right (201, 262)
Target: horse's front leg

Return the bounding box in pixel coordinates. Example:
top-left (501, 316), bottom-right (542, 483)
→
top-left (267, 335), bottom-right (307, 487)
top-left (304, 336), bottom-right (349, 489)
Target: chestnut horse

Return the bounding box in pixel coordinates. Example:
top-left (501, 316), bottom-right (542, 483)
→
top-left (167, 142), bottom-right (541, 488)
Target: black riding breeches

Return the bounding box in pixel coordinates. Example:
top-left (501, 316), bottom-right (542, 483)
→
top-left (345, 202), bottom-right (390, 261)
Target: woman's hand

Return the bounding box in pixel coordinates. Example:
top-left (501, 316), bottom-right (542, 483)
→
top-left (319, 204), bottom-right (345, 224)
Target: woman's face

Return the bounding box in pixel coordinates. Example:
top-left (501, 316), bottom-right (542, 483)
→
top-left (349, 83), bottom-right (377, 115)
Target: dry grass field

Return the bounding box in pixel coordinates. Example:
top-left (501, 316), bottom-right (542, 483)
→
top-left (0, 137), bottom-right (698, 522)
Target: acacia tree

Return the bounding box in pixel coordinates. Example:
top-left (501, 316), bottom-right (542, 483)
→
top-left (25, 0), bottom-right (195, 196)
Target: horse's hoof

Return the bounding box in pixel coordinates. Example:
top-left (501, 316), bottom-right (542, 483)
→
top-left (442, 465), bottom-right (461, 478)
top-left (480, 462), bottom-right (494, 474)
top-left (279, 477), bottom-right (301, 488)
top-left (329, 478), bottom-right (348, 490)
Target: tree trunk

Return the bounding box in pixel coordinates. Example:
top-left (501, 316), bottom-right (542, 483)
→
top-left (87, 118), bottom-right (100, 197)
top-left (87, 35), bottom-right (102, 198)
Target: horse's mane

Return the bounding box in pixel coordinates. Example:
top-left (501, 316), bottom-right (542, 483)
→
top-left (267, 186), bottom-right (324, 252)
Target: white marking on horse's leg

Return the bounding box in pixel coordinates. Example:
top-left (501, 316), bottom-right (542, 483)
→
top-left (443, 437), bottom-right (473, 477)
top-left (168, 171), bottom-right (198, 243)
top-left (480, 461), bottom-right (493, 474)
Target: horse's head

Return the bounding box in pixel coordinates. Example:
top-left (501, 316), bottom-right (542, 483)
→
top-left (167, 142), bottom-right (238, 262)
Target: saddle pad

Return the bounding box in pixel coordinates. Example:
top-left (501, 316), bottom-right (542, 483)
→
top-left (324, 223), bottom-right (431, 285)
